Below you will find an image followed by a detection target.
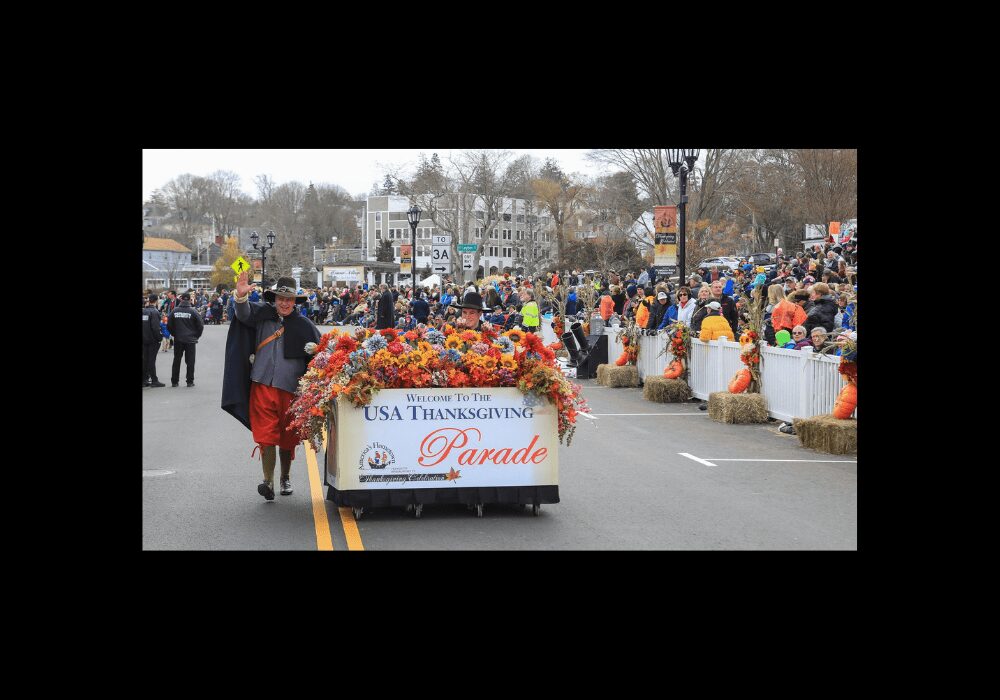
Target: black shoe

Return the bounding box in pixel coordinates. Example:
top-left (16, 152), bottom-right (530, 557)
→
top-left (186, 382), bottom-right (195, 387)
top-left (143, 382), bottom-right (150, 388)
top-left (280, 478), bottom-right (293, 495)
top-left (149, 381), bottom-right (166, 388)
top-left (698, 401), bottom-right (708, 411)
top-left (258, 481), bottom-right (275, 501)
top-left (171, 382), bottom-right (179, 387)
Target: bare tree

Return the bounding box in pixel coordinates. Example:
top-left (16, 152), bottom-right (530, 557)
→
top-left (587, 149), bottom-right (675, 207)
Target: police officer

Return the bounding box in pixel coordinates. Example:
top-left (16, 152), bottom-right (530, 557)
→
top-left (168, 292), bottom-right (205, 387)
top-left (142, 293), bottom-right (165, 387)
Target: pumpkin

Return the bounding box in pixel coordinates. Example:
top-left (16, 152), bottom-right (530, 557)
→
top-left (664, 360), bottom-right (683, 379)
top-left (728, 368), bottom-right (751, 393)
top-left (615, 351), bottom-right (629, 366)
top-left (832, 382), bottom-right (857, 419)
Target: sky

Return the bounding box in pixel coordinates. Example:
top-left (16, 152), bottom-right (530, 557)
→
top-left (142, 149), bottom-right (612, 202)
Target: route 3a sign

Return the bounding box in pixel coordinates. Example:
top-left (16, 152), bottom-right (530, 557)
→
top-left (431, 234), bottom-right (452, 273)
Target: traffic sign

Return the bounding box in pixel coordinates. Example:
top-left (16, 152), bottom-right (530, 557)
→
top-left (457, 244), bottom-right (478, 253)
top-left (462, 253), bottom-right (474, 271)
top-left (432, 234), bottom-right (452, 246)
top-left (431, 238), bottom-right (452, 273)
top-left (230, 256), bottom-right (251, 276)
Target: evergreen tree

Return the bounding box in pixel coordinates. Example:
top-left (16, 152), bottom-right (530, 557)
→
top-left (376, 238), bottom-right (394, 262)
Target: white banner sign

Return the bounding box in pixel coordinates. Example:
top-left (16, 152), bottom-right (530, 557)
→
top-left (324, 265), bottom-right (364, 283)
top-left (327, 388), bottom-right (558, 490)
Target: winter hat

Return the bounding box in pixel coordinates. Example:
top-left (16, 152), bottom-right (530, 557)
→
top-left (775, 329), bottom-right (791, 345)
top-left (706, 301), bottom-right (721, 311)
top-left (626, 284), bottom-right (637, 298)
top-left (657, 291), bottom-right (669, 301)
top-left (753, 273), bottom-right (767, 287)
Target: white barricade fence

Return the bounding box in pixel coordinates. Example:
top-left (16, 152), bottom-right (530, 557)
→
top-left (605, 328), bottom-right (624, 365)
top-left (600, 328), bottom-right (855, 422)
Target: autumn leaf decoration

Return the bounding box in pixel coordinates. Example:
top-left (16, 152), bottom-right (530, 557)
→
top-left (446, 467), bottom-right (462, 482)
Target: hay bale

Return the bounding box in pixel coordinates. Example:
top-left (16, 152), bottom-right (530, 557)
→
top-left (603, 364), bottom-right (639, 388)
top-left (793, 414), bottom-right (857, 454)
top-left (708, 391), bottom-right (769, 424)
top-left (643, 376), bottom-right (691, 403)
top-left (596, 364), bottom-right (612, 386)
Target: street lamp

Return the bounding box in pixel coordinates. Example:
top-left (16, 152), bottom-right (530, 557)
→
top-left (667, 149), bottom-right (700, 281)
top-left (250, 229), bottom-right (276, 287)
top-left (407, 205), bottom-right (421, 283)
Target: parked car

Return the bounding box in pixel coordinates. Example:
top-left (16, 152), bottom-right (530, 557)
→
top-left (695, 256), bottom-right (742, 272)
top-left (746, 252), bottom-right (777, 273)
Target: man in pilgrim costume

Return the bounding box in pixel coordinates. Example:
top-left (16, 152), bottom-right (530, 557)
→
top-left (450, 289), bottom-right (490, 330)
top-left (223, 271), bottom-right (322, 501)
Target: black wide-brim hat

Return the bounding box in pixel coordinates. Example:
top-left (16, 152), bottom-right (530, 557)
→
top-left (264, 276), bottom-right (308, 303)
top-left (450, 290), bottom-right (489, 311)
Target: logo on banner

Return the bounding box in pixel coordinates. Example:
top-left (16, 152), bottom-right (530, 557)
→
top-left (359, 443), bottom-right (396, 470)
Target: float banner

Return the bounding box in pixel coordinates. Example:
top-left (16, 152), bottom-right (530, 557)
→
top-left (400, 244), bottom-right (412, 275)
top-left (328, 388), bottom-right (559, 490)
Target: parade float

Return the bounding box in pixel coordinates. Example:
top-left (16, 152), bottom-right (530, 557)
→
top-left (289, 324), bottom-right (590, 519)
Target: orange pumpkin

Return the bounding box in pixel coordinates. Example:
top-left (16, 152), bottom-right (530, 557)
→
top-left (832, 382), bottom-right (857, 419)
top-left (728, 368), bottom-right (751, 393)
top-left (615, 351), bottom-right (629, 366)
top-left (664, 360), bottom-right (683, 379)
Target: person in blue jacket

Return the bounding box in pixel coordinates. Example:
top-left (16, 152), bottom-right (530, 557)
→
top-left (565, 287), bottom-right (578, 317)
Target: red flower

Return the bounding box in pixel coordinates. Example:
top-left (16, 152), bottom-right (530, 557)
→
top-left (379, 328), bottom-right (399, 342)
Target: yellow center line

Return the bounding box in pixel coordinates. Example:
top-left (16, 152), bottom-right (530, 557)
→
top-left (304, 439), bottom-right (334, 551)
top-left (321, 428), bottom-right (365, 551)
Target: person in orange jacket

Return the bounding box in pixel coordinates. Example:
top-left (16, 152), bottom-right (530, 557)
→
top-left (770, 289), bottom-right (810, 336)
top-left (599, 289), bottom-right (614, 321)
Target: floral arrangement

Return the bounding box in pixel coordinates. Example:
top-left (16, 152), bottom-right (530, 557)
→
top-left (614, 317), bottom-right (641, 366)
top-left (288, 324), bottom-right (590, 453)
top-left (659, 321), bottom-right (691, 379)
top-left (738, 329), bottom-right (762, 393)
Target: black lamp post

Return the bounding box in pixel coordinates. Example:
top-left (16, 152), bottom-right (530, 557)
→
top-left (406, 205), bottom-right (421, 283)
top-left (250, 229), bottom-right (276, 286)
top-left (667, 149), bottom-right (700, 281)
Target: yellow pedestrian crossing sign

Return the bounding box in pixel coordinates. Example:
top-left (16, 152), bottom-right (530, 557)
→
top-left (231, 256), bottom-right (251, 276)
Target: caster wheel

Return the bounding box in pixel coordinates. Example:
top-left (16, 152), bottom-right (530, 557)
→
top-left (532, 504), bottom-right (540, 516)
top-left (475, 504), bottom-right (484, 518)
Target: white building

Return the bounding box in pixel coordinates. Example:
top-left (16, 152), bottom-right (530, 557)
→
top-left (142, 236), bottom-right (214, 291)
top-left (365, 194), bottom-right (557, 281)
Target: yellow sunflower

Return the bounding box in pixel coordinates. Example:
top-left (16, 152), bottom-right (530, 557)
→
top-left (500, 354), bottom-right (517, 371)
top-left (504, 329), bottom-right (525, 344)
top-left (445, 335), bottom-right (463, 350)
top-left (417, 341), bottom-right (433, 354)
top-left (482, 356), bottom-right (499, 371)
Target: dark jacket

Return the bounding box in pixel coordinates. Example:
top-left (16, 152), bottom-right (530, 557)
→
top-left (611, 292), bottom-right (627, 316)
top-left (410, 298), bottom-right (430, 323)
top-left (647, 299), bottom-right (670, 331)
top-left (142, 306), bottom-right (162, 344)
top-left (690, 299), bottom-right (709, 334)
top-left (714, 294), bottom-right (738, 334)
top-left (221, 301), bottom-right (320, 432)
top-left (167, 301), bottom-right (205, 344)
top-left (376, 290), bottom-right (395, 329)
top-left (565, 292), bottom-right (577, 317)
top-left (804, 295), bottom-right (838, 334)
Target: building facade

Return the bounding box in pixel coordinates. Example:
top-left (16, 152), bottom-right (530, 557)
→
top-left (365, 194), bottom-right (557, 281)
top-left (142, 237), bottom-right (214, 291)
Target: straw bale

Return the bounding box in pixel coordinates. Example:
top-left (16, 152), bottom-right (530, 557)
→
top-left (643, 376), bottom-right (691, 403)
top-left (793, 414), bottom-right (857, 454)
top-left (602, 364), bottom-right (639, 388)
top-left (708, 392), bottom-right (769, 424)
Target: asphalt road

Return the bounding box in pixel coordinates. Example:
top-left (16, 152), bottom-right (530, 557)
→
top-left (142, 322), bottom-right (857, 550)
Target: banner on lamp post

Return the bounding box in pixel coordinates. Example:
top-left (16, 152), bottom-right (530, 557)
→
top-left (653, 205), bottom-right (678, 273)
top-left (400, 244), bottom-right (412, 275)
